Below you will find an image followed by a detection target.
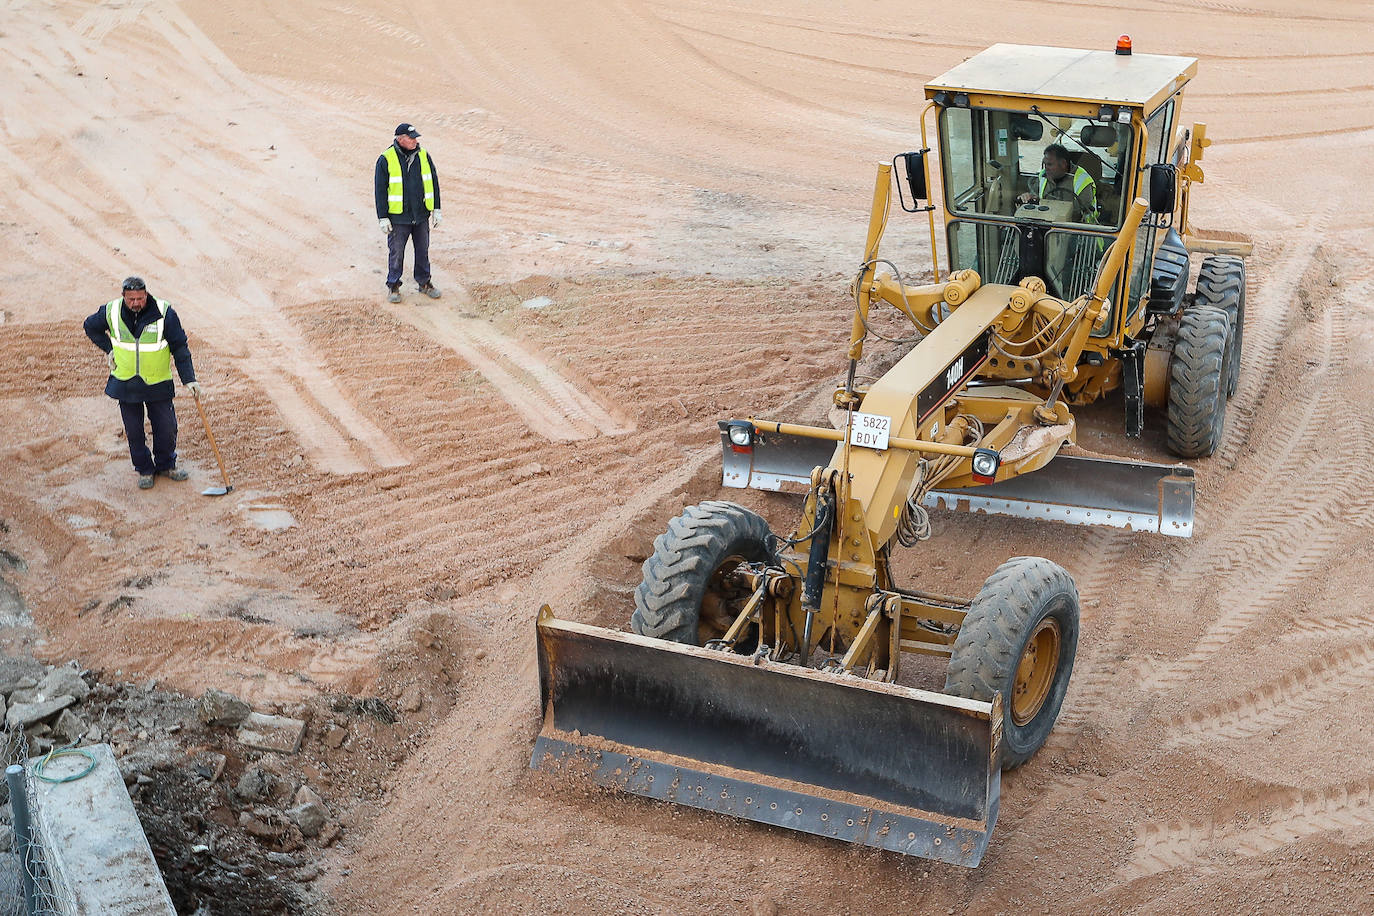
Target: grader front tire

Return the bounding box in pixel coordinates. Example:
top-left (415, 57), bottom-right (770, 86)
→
top-left (944, 557), bottom-right (1079, 770)
top-left (631, 501), bottom-right (773, 646)
top-left (1166, 305), bottom-right (1233, 458)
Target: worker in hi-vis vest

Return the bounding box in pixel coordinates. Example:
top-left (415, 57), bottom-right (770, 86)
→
top-left (1018, 143), bottom-right (1098, 223)
top-left (374, 122), bottom-right (443, 303)
top-left (82, 277), bottom-right (199, 490)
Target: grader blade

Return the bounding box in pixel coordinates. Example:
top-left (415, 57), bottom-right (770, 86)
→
top-left (719, 421), bottom-right (1195, 537)
top-left (926, 454), bottom-right (1195, 537)
top-left (531, 609), bottom-right (1001, 867)
top-left (719, 420), bottom-right (834, 492)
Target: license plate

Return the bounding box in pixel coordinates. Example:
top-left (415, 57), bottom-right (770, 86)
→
top-left (850, 412), bottom-right (891, 450)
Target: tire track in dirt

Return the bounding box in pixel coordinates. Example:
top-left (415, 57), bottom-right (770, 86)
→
top-left (1287, 612), bottom-right (1374, 640)
top-left (323, 4), bottom-right (424, 45)
top-left (269, 280), bottom-right (844, 620)
top-left (1136, 301), bottom-right (1369, 690)
top-left (1160, 642), bottom-right (1374, 747)
top-left (391, 303), bottom-right (634, 441)
top-left (1041, 532), bottom-right (1140, 745)
top-left (1136, 479), bottom-right (1364, 693)
top-left (1125, 779), bottom-right (1374, 878)
top-left (74, 0), bottom-right (156, 41)
top-left (1214, 207), bottom-right (1335, 469)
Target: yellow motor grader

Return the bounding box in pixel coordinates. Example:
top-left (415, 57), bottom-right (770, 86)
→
top-left (532, 41), bottom-right (1248, 867)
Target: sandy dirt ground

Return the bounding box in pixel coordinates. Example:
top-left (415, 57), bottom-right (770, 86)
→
top-left (2, 0), bottom-right (1374, 913)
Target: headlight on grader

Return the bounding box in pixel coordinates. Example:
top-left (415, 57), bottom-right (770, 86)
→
top-left (726, 420), bottom-right (754, 453)
top-left (971, 447), bottom-right (1001, 483)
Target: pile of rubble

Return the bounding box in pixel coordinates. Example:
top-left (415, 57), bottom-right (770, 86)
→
top-left (196, 688), bottom-right (333, 847)
top-left (2, 658), bottom-right (93, 755)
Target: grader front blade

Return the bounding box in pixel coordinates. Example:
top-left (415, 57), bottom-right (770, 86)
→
top-left (719, 420), bottom-right (1195, 537)
top-left (531, 609), bottom-right (1001, 867)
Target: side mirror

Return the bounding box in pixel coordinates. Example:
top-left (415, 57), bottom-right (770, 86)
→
top-left (1148, 164), bottom-right (1177, 213)
top-left (897, 151), bottom-right (928, 201)
top-left (1010, 116), bottom-right (1043, 141)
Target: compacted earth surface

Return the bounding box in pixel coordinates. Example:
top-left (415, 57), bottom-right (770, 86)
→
top-left (2, 2), bottom-right (1373, 914)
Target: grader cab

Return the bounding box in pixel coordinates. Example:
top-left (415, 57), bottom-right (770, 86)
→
top-left (532, 41), bottom-right (1248, 867)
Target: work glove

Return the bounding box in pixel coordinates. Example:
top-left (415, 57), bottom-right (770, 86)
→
top-left (185, 381), bottom-right (202, 397)
top-left (379, 218), bottom-right (393, 234)
top-left (431, 210), bottom-right (443, 229)
top-left (106, 351), bottom-right (116, 373)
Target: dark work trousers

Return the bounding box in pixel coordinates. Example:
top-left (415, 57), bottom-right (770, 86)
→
top-left (386, 219), bottom-right (432, 287)
top-left (119, 399), bottom-right (178, 475)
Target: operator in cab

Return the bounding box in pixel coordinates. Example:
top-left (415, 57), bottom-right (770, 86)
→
top-left (1017, 144), bottom-right (1098, 224)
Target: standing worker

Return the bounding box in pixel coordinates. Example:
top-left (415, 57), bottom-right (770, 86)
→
top-left (375, 122), bottom-right (443, 303)
top-left (83, 277), bottom-right (200, 490)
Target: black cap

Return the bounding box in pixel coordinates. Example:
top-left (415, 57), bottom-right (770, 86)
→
top-left (122, 276), bottom-right (146, 291)
top-left (394, 123), bottom-right (420, 138)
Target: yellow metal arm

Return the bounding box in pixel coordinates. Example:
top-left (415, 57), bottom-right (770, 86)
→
top-left (1058, 197), bottom-right (1148, 381)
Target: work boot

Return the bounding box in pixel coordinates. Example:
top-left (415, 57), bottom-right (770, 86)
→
top-left (138, 474), bottom-right (156, 490)
top-left (160, 467), bottom-right (190, 481)
top-left (419, 283), bottom-right (442, 299)
top-left (386, 283), bottom-right (401, 304)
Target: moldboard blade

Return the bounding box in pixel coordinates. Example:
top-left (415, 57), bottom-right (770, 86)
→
top-left (531, 609), bottom-right (1000, 866)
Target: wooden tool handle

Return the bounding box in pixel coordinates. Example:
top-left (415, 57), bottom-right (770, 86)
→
top-left (192, 392), bottom-right (232, 490)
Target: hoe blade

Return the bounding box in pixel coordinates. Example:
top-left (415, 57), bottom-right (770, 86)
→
top-left (531, 610), bottom-right (1001, 867)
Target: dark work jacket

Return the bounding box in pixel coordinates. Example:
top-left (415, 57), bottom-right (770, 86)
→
top-left (83, 295), bottom-right (196, 403)
top-left (374, 142), bottom-right (441, 224)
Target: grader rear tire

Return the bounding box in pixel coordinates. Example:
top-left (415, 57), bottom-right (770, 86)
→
top-left (1195, 255), bottom-right (1246, 398)
top-left (631, 501), bottom-right (772, 646)
top-left (1166, 305), bottom-right (1233, 458)
top-left (944, 557), bottom-right (1079, 770)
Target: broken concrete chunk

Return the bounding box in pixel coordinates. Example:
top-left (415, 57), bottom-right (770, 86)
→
top-left (39, 666), bottom-right (90, 703)
top-left (6, 695), bottom-right (76, 729)
top-left (235, 765), bottom-right (285, 804)
top-left (199, 689), bottom-right (252, 727)
top-left (293, 785), bottom-right (322, 808)
top-left (237, 712), bottom-right (306, 754)
top-left (0, 663), bottom-right (41, 696)
top-left (286, 802), bottom-right (327, 838)
top-left (52, 709), bottom-right (87, 744)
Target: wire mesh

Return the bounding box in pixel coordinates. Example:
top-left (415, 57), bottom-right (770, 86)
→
top-left (2, 724), bottom-right (70, 916)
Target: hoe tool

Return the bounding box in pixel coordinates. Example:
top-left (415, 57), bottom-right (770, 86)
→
top-left (192, 391), bottom-right (234, 497)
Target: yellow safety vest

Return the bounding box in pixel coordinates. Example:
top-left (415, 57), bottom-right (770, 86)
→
top-left (105, 299), bottom-right (172, 385)
top-left (382, 146), bottom-right (434, 214)
top-left (1035, 166), bottom-right (1098, 221)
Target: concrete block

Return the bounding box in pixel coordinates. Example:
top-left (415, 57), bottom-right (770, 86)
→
top-left (39, 666), bottom-right (91, 703)
top-left (236, 712), bottom-right (306, 754)
top-left (6, 694), bottom-right (75, 729)
top-left (28, 743), bottom-right (175, 915)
